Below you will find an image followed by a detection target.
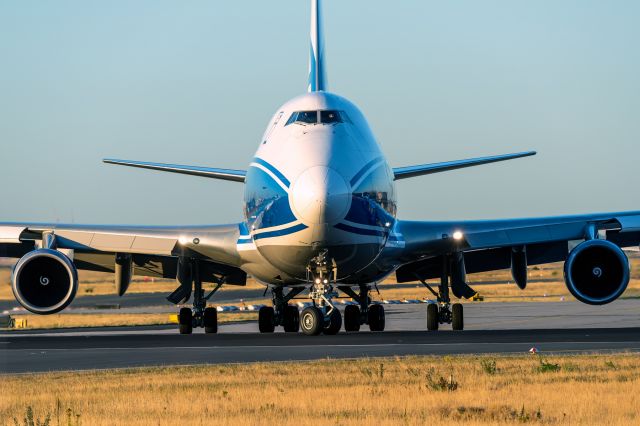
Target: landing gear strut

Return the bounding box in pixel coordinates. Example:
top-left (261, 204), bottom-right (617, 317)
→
top-left (423, 255), bottom-right (464, 331)
top-left (297, 249), bottom-right (350, 336)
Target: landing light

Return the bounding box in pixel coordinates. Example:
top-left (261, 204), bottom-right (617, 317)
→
top-left (315, 278), bottom-right (321, 284)
top-left (452, 231), bottom-right (464, 241)
top-left (323, 279), bottom-right (329, 284)
top-left (178, 236), bottom-right (189, 245)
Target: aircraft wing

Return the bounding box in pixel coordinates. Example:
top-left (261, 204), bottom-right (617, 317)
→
top-left (0, 222), bottom-right (247, 285)
top-left (394, 210), bottom-right (640, 282)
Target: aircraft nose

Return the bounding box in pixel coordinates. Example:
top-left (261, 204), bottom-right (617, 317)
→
top-left (290, 166), bottom-right (351, 225)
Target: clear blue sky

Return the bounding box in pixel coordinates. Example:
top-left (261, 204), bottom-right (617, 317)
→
top-left (1, 1), bottom-right (638, 225)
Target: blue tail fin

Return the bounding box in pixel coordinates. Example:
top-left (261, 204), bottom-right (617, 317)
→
top-left (308, 0), bottom-right (327, 92)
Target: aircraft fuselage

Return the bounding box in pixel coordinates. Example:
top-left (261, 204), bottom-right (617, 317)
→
top-left (240, 92), bottom-right (400, 284)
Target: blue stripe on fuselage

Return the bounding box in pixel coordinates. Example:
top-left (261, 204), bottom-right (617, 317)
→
top-left (350, 157), bottom-right (384, 187)
top-left (334, 222), bottom-right (388, 237)
top-left (253, 223), bottom-right (309, 241)
top-left (252, 157), bottom-right (290, 188)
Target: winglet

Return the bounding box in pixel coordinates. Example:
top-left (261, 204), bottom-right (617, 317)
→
top-left (308, 0), bottom-right (327, 92)
top-left (393, 151), bottom-right (536, 180)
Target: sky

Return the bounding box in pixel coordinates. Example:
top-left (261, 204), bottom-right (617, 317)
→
top-left (1, 1), bottom-right (639, 225)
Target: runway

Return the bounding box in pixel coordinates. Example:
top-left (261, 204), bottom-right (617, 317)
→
top-left (1, 301), bottom-right (639, 374)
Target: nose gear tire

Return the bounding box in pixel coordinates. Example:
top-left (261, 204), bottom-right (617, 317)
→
top-left (323, 308), bottom-right (342, 335)
top-left (300, 306), bottom-right (324, 336)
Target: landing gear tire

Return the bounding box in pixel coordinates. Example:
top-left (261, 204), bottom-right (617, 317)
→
top-left (368, 304), bottom-right (385, 332)
top-left (344, 305), bottom-right (361, 332)
top-left (178, 307), bottom-right (193, 335)
top-left (258, 306), bottom-right (275, 333)
top-left (323, 308), bottom-right (342, 335)
top-left (283, 305), bottom-right (300, 333)
top-left (426, 303), bottom-right (439, 331)
top-left (452, 303), bottom-right (464, 331)
top-left (203, 307), bottom-right (218, 334)
top-left (300, 306), bottom-right (324, 336)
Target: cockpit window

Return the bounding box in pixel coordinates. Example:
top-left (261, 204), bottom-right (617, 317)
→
top-left (285, 111), bottom-right (318, 125)
top-left (320, 110), bottom-right (342, 124)
top-left (285, 110), bottom-right (352, 126)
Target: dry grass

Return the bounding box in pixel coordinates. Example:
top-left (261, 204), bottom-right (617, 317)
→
top-left (1, 354), bottom-right (639, 425)
top-left (7, 311), bottom-right (257, 330)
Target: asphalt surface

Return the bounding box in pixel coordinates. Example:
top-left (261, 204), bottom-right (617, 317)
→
top-left (1, 301), bottom-right (639, 374)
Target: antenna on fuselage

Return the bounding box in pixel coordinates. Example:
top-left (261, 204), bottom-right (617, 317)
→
top-left (308, 0), bottom-right (327, 92)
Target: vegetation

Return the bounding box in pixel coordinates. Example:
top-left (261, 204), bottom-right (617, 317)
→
top-left (1, 354), bottom-right (638, 425)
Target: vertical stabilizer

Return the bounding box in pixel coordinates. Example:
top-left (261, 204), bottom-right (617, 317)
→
top-left (308, 0), bottom-right (327, 92)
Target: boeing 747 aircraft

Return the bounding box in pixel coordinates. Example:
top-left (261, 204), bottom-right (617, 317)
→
top-left (2, 0), bottom-right (638, 335)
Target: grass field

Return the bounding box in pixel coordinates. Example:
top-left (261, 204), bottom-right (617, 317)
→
top-left (1, 354), bottom-right (638, 425)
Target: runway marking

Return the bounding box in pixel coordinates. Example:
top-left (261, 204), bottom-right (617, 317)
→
top-left (9, 341), bottom-right (640, 352)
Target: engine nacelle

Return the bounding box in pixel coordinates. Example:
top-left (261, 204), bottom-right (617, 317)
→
top-left (11, 249), bottom-right (78, 314)
top-left (564, 240), bottom-right (629, 305)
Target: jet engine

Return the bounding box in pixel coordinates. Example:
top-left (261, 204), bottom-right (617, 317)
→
top-left (11, 249), bottom-right (78, 314)
top-left (564, 239), bottom-right (629, 305)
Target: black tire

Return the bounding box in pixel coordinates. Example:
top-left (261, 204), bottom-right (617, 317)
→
top-left (426, 303), bottom-right (439, 331)
top-left (178, 307), bottom-right (192, 335)
top-left (368, 304), bottom-right (385, 332)
top-left (204, 307), bottom-right (218, 334)
top-left (452, 303), bottom-right (464, 331)
top-left (344, 305), bottom-right (361, 332)
top-left (323, 308), bottom-right (342, 335)
top-left (283, 305), bottom-right (300, 333)
top-left (258, 306), bottom-right (275, 333)
top-left (300, 306), bottom-right (323, 336)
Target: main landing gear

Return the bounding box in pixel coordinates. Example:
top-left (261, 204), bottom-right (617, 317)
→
top-left (422, 256), bottom-right (464, 331)
top-left (258, 286), bottom-right (305, 333)
top-left (338, 284), bottom-right (385, 332)
top-left (171, 258), bottom-right (224, 335)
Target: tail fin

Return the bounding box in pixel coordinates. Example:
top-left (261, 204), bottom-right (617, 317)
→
top-left (308, 0), bottom-right (327, 92)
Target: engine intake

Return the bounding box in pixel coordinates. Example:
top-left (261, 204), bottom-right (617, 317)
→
top-left (564, 239), bottom-right (629, 305)
top-left (11, 249), bottom-right (78, 314)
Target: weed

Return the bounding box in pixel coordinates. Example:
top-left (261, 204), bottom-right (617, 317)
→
top-left (537, 359), bottom-right (561, 373)
top-left (425, 368), bottom-right (458, 392)
top-left (13, 406), bottom-right (51, 426)
top-left (604, 361), bottom-right (619, 370)
top-left (480, 358), bottom-right (497, 375)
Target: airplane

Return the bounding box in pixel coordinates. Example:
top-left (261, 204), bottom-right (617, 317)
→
top-left (2, 0), bottom-right (638, 336)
